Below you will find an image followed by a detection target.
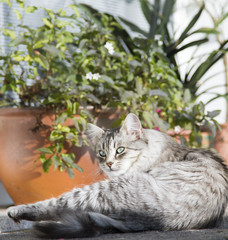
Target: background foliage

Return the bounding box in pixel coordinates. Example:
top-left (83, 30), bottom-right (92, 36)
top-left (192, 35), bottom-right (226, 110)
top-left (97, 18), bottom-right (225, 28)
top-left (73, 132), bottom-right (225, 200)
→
top-left (0, 0), bottom-right (223, 177)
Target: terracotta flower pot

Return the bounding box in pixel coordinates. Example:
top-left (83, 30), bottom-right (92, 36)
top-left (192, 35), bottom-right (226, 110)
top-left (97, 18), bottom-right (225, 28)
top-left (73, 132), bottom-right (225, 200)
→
top-left (214, 123), bottom-right (228, 165)
top-left (0, 108), bottom-right (122, 205)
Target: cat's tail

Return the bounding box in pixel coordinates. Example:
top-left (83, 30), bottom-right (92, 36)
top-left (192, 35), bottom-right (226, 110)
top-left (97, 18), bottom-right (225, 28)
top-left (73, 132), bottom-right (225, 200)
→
top-left (33, 211), bottom-right (131, 238)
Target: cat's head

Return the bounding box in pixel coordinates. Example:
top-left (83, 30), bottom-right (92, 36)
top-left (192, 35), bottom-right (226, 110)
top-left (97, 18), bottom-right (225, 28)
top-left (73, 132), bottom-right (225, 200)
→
top-left (86, 113), bottom-right (148, 178)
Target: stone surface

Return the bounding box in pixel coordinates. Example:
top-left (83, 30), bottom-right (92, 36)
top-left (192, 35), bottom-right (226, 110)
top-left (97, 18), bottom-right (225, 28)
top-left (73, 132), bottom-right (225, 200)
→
top-left (1, 209), bottom-right (228, 240)
top-left (0, 209), bottom-right (33, 233)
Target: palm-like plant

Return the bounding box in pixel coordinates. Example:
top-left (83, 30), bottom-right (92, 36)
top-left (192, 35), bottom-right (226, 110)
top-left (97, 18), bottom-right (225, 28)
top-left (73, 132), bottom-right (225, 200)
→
top-left (107, 0), bottom-right (228, 104)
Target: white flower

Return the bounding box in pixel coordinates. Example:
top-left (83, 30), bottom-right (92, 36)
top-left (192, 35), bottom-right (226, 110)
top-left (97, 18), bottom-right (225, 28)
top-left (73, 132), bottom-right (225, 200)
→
top-left (157, 73), bottom-right (162, 80)
top-left (174, 125), bottom-right (181, 134)
top-left (154, 35), bottom-right (163, 46)
top-left (92, 73), bottom-right (101, 80)
top-left (154, 34), bottom-right (162, 41)
top-left (85, 72), bottom-right (101, 81)
top-left (184, 106), bottom-right (191, 113)
top-left (85, 72), bottom-right (93, 80)
top-left (104, 42), bottom-right (114, 55)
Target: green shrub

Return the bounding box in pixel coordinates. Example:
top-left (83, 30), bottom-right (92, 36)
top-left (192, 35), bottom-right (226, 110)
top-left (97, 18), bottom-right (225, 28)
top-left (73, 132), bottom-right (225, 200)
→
top-left (0, 2), bottom-right (220, 177)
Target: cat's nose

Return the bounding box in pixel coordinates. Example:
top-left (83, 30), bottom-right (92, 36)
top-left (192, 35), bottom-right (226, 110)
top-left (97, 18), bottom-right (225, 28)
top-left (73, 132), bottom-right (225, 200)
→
top-left (106, 162), bottom-right (113, 169)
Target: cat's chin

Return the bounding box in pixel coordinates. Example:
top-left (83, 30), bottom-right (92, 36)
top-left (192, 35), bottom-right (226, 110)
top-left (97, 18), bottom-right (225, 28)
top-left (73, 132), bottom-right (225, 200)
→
top-left (104, 169), bottom-right (128, 179)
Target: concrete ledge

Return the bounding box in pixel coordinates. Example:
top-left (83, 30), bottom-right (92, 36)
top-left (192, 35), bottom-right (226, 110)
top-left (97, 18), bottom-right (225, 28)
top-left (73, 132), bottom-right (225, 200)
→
top-left (0, 210), bottom-right (33, 233)
top-left (1, 208), bottom-right (228, 240)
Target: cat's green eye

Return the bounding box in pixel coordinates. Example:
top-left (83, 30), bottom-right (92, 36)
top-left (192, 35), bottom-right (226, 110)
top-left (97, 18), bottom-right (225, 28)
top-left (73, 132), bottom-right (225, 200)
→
top-left (116, 147), bottom-right (125, 154)
top-left (99, 150), bottom-right (106, 158)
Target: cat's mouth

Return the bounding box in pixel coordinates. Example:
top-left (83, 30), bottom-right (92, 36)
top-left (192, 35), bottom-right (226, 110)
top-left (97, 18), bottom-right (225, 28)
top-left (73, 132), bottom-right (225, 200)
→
top-left (107, 166), bottom-right (119, 173)
top-left (108, 167), bottom-right (115, 171)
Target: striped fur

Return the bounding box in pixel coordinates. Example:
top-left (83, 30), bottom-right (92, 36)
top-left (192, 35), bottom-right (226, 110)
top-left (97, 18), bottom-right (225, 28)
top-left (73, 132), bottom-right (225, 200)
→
top-left (7, 113), bottom-right (228, 238)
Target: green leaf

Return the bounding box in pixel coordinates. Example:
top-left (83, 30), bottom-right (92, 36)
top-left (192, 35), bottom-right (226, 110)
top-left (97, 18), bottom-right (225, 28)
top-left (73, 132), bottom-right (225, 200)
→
top-left (42, 159), bottom-right (52, 173)
top-left (178, 4), bottom-right (204, 45)
top-left (72, 102), bottom-right (79, 114)
top-left (188, 41), bottom-right (228, 91)
top-left (183, 89), bottom-right (191, 103)
top-left (161, 0), bottom-right (175, 25)
top-left (66, 168), bottom-right (75, 178)
top-left (42, 17), bottom-right (53, 29)
top-left (56, 143), bottom-right (63, 153)
top-left (60, 162), bottom-right (66, 171)
top-left (141, 0), bottom-right (159, 38)
top-left (192, 27), bottom-right (220, 35)
top-left (207, 110), bottom-right (221, 118)
top-left (215, 12), bottom-right (228, 28)
top-left (61, 153), bottom-right (74, 165)
top-left (14, 9), bottom-right (22, 20)
top-left (86, 49), bottom-right (97, 56)
top-left (55, 19), bottom-right (70, 28)
top-left (128, 59), bottom-right (142, 68)
top-left (16, 0), bottom-right (24, 8)
top-left (38, 148), bottom-right (54, 154)
top-left (197, 102), bottom-right (205, 116)
top-left (40, 155), bottom-right (46, 163)
top-left (211, 119), bottom-right (221, 131)
top-left (136, 77), bottom-right (144, 95)
top-left (157, 0), bottom-right (175, 38)
top-left (1, 28), bottom-right (16, 40)
top-left (61, 126), bottom-right (70, 133)
top-left (100, 75), bottom-right (114, 85)
top-left (72, 163), bottom-right (83, 173)
top-left (73, 118), bottom-right (80, 131)
top-left (142, 111), bottom-right (154, 129)
top-left (34, 55), bottom-right (49, 70)
top-left (78, 117), bottom-right (87, 130)
top-left (140, 0), bottom-right (153, 25)
top-left (52, 155), bottom-right (61, 170)
top-left (171, 38), bottom-right (208, 55)
top-left (66, 132), bottom-right (75, 140)
top-left (151, 113), bottom-right (170, 131)
top-left (12, 35), bottom-right (31, 46)
top-left (86, 94), bottom-right (101, 104)
top-left (116, 17), bottom-right (148, 37)
top-left (43, 44), bottom-right (61, 58)
top-left (56, 112), bottom-right (68, 124)
top-left (66, 100), bottom-right (73, 113)
top-left (69, 4), bottom-right (80, 18)
top-left (25, 6), bottom-right (37, 13)
top-left (49, 130), bottom-right (63, 141)
top-left (1, 85), bottom-right (7, 93)
top-left (149, 89), bottom-right (168, 99)
top-left (205, 92), bottom-right (228, 105)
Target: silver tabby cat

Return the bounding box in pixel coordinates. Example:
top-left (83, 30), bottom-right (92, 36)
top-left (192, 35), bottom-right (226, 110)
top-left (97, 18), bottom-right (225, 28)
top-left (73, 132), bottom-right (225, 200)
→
top-left (7, 113), bottom-right (228, 238)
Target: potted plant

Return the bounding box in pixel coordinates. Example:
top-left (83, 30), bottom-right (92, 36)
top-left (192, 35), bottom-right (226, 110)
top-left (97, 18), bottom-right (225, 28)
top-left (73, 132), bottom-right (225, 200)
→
top-left (189, 1), bottom-right (228, 163)
top-left (0, 2), bottom-right (221, 204)
top-left (106, 0), bottom-right (228, 147)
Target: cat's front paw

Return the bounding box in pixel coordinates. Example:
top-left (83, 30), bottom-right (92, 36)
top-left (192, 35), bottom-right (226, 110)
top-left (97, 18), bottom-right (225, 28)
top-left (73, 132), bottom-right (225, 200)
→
top-left (7, 205), bottom-right (27, 223)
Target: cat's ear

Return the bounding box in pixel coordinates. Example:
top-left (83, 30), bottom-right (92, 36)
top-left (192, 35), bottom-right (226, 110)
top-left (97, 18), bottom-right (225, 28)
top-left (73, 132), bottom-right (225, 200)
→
top-left (121, 113), bottom-right (142, 139)
top-left (86, 123), bottom-right (104, 147)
